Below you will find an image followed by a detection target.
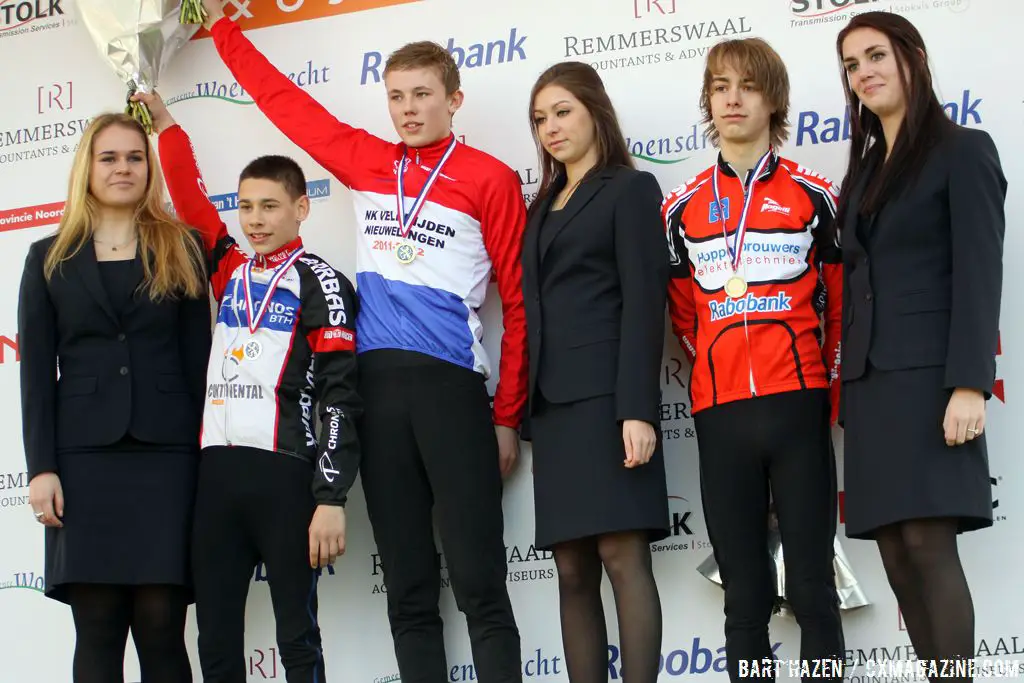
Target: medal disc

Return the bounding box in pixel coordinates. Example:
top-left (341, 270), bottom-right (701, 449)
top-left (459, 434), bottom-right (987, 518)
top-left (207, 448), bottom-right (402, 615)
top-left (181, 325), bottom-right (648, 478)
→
top-left (394, 241), bottom-right (417, 265)
top-left (724, 275), bottom-right (747, 299)
top-left (244, 340), bottom-right (262, 360)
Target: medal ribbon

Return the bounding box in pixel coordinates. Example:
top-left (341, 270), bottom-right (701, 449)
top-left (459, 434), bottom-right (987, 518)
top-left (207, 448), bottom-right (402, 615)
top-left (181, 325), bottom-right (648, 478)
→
top-left (396, 135), bottom-right (458, 239)
top-left (711, 148), bottom-right (773, 273)
top-left (242, 248), bottom-right (305, 334)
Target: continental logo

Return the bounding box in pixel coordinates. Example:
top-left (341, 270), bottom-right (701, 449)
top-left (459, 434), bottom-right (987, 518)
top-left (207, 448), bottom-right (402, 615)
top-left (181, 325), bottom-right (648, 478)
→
top-left (192, 0), bottom-right (421, 38)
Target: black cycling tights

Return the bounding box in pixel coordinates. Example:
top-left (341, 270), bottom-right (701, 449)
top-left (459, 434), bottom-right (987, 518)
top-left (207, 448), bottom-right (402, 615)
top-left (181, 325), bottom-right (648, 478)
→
top-left (68, 584), bottom-right (191, 683)
top-left (876, 519), bottom-right (975, 683)
top-left (554, 531), bottom-right (662, 683)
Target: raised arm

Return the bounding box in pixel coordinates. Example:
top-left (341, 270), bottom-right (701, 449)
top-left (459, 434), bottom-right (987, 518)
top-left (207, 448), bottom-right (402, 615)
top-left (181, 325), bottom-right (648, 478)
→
top-left (201, 3), bottom-right (390, 187)
top-left (155, 119), bottom-right (247, 301)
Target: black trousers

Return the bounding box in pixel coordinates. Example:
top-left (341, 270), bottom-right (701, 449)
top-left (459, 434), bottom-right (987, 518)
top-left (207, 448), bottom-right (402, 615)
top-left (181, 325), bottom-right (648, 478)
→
top-left (694, 389), bottom-right (844, 682)
top-left (192, 446), bottom-right (326, 683)
top-left (358, 350), bottom-right (522, 683)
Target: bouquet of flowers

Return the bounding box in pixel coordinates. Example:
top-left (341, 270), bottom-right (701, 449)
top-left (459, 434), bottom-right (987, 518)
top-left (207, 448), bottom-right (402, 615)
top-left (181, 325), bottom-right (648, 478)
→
top-left (75, 1), bottom-right (202, 133)
top-left (179, 0), bottom-right (208, 25)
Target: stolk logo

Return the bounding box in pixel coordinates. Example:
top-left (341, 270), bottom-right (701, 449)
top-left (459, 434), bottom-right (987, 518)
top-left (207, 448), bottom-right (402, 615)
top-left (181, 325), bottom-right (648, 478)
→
top-left (652, 496), bottom-right (711, 554)
top-left (361, 28), bottom-right (528, 86)
top-left (795, 89), bottom-right (983, 146)
top-left (167, 61), bottom-right (331, 107)
top-left (788, 0), bottom-right (971, 28)
top-left (0, 0), bottom-right (74, 40)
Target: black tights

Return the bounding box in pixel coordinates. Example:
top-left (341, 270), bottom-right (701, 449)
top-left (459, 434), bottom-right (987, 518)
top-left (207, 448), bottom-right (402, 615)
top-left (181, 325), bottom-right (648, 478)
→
top-left (553, 531), bottom-right (662, 683)
top-left (876, 519), bottom-right (975, 682)
top-left (68, 583), bottom-right (191, 683)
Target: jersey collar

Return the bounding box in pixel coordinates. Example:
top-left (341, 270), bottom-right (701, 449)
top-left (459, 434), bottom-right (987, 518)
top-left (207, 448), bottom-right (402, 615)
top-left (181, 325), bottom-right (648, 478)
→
top-left (405, 132), bottom-right (457, 167)
top-left (716, 145), bottom-right (780, 186)
top-left (254, 236), bottom-right (304, 268)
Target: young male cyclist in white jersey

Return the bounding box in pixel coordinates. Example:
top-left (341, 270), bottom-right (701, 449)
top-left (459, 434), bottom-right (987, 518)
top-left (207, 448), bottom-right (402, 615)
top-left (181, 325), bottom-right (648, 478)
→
top-left (197, 3), bottom-right (527, 682)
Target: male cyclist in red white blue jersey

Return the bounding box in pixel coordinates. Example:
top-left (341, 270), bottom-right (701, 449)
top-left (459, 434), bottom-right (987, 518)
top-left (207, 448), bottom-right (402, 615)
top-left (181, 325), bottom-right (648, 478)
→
top-left (198, 3), bottom-right (527, 682)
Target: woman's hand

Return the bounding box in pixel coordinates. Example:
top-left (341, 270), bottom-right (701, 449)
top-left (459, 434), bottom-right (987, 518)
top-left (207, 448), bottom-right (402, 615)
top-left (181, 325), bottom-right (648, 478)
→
top-left (622, 420), bottom-right (656, 468)
top-left (29, 473), bottom-right (64, 528)
top-left (943, 388), bottom-right (986, 447)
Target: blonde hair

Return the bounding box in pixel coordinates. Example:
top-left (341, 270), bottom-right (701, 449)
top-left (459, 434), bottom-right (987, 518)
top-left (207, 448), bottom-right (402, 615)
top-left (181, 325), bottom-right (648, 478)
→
top-left (700, 38), bottom-right (792, 149)
top-left (43, 113), bottom-right (206, 301)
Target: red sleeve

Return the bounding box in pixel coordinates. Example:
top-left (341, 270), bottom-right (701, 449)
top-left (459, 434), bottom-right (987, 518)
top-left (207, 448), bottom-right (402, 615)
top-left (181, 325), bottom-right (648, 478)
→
top-left (157, 123), bottom-right (246, 300)
top-left (662, 193), bottom-right (698, 366)
top-left (480, 166), bottom-right (528, 429)
top-left (209, 17), bottom-right (392, 187)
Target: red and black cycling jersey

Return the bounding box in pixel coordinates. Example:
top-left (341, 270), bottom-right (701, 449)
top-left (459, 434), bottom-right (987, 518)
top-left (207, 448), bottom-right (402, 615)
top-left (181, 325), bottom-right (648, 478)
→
top-left (662, 148), bottom-right (843, 421)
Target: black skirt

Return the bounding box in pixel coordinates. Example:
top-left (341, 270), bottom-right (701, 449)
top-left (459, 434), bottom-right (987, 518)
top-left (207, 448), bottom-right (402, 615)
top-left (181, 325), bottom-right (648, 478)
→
top-left (842, 364), bottom-right (993, 540)
top-left (44, 436), bottom-right (199, 604)
top-left (530, 392), bottom-right (670, 549)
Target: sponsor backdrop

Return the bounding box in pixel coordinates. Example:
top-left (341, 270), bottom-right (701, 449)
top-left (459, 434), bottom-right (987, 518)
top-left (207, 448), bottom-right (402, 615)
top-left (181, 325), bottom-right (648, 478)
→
top-left (0, 0), bottom-right (1021, 681)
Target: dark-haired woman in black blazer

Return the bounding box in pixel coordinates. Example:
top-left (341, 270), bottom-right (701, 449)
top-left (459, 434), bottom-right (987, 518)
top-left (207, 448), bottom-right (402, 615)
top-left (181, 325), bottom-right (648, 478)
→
top-left (837, 12), bottom-right (1006, 672)
top-left (521, 61), bottom-right (670, 683)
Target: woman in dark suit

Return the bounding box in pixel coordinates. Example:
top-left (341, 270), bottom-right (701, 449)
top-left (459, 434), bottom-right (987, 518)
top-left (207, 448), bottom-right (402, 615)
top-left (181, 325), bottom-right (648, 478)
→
top-left (522, 61), bottom-right (670, 683)
top-left (18, 112), bottom-right (211, 683)
top-left (836, 12), bottom-right (1006, 670)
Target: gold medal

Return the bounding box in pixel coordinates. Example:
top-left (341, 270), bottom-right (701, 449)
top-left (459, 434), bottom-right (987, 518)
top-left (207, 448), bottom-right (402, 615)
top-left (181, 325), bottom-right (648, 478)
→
top-left (724, 274), bottom-right (747, 299)
top-left (394, 241), bottom-right (417, 265)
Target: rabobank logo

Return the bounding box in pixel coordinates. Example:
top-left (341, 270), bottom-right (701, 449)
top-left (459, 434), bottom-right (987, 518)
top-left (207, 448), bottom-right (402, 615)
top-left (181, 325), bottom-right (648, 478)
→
top-left (795, 89), bottom-right (982, 146)
top-left (709, 292), bottom-right (793, 322)
top-left (167, 61), bottom-right (331, 107)
top-left (360, 28), bottom-right (528, 85)
top-left (626, 124), bottom-right (711, 165)
top-left (610, 638), bottom-right (783, 677)
top-left (0, 570), bottom-right (44, 593)
top-left (207, 179), bottom-right (331, 213)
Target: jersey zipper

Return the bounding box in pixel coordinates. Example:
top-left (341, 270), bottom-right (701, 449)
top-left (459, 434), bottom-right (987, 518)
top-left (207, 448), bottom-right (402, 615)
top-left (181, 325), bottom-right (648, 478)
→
top-left (740, 168), bottom-right (759, 397)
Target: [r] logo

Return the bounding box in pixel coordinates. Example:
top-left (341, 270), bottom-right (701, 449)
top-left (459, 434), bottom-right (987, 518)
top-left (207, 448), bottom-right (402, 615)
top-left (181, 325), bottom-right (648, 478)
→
top-left (37, 81), bottom-right (72, 114)
top-left (634, 0), bottom-right (677, 18)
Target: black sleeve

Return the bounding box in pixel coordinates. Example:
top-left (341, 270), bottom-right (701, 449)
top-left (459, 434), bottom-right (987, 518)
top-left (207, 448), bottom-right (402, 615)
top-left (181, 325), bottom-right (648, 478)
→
top-left (614, 170), bottom-right (670, 426)
top-left (299, 262), bottom-right (362, 507)
top-left (944, 129), bottom-right (1007, 396)
top-left (177, 242), bottom-right (213, 419)
top-left (17, 242), bottom-right (59, 479)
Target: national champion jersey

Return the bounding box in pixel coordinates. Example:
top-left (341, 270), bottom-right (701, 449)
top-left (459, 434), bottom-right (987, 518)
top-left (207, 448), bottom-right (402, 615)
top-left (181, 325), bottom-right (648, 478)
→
top-left (159, 125), bottom-right (362, 506)
top-left (208, 17), bottom-right (528, 428)
top-left (661, 149), bottom-right (843, 420)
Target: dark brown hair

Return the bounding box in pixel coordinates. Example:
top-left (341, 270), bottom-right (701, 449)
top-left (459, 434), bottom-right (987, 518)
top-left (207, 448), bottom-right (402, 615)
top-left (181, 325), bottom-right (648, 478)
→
top-left (384, 41), bottom-right (461, 96)
top-left (700, 38), bottom-right (791, 149)
top-left (527, 61), bottom-right (633, 220)
top-left (240, 154), bottom-right (308, 200)
top-left (835, 11), bottom-right (953, 217)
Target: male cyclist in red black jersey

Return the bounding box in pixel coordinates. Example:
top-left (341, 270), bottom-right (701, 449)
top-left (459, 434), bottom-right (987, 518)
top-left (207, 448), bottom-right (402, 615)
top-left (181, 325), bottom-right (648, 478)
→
top-left (661, 38), bottom-right (845, 681)
top-left (196, 3), bottom-right (526, 682)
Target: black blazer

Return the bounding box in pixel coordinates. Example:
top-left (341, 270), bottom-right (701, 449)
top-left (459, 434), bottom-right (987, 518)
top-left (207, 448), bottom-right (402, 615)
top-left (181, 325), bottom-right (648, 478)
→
top-left (522, 166), bottom-right (669, 427)
top-left (841, 126), bottom-right (1006, 398)
top-left (18, 234), bottom-right (213, 479)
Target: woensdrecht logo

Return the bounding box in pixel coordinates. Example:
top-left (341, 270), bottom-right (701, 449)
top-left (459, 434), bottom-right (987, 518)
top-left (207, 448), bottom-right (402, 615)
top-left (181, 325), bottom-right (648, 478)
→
top-left (167, 60), bottom-right (331, 106)
top-left (0, 570), bottom-right (45, 593)
top-left (626, 124), bottom-right (711, 165)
